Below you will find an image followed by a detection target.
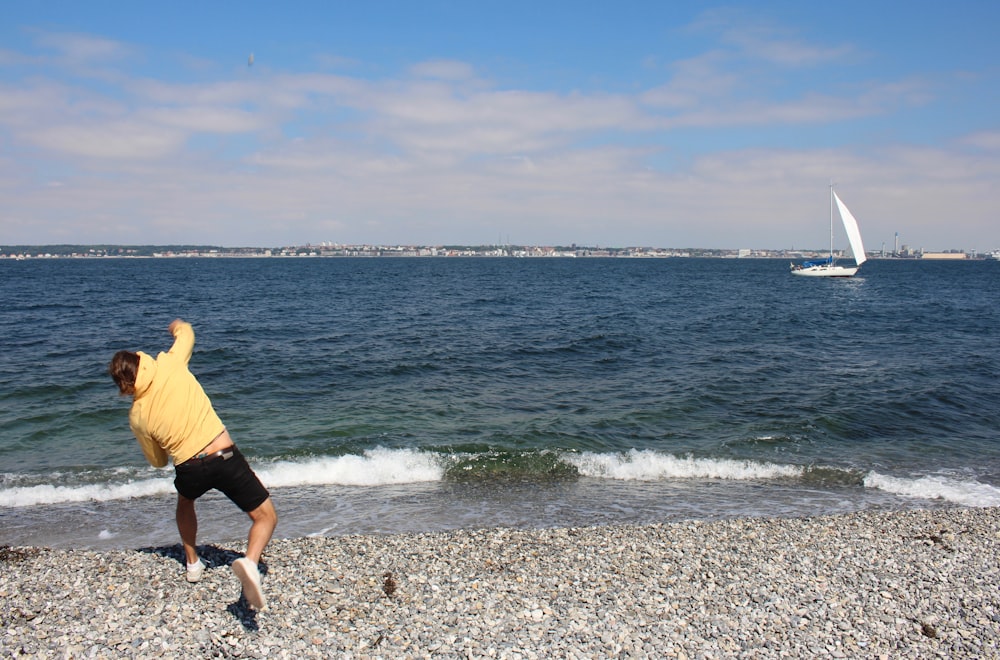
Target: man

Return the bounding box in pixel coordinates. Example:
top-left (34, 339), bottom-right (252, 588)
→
top-left (109, 319), bottom-right (277, 610)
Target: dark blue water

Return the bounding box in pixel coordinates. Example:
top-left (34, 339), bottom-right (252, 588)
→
top-left (2, 257), bottom-right (998, 549)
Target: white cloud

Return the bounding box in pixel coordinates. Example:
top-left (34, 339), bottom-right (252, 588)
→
top-left (409, 59), bottom-right (476, 81)
top-left (723, 28), bottom-right (856, 67)
top-left (960, 131), bottom-right (1000, 151)
top-left (33, 31), bottom-right (132, 62)
top-left (131, 78), bottom-right (263, 106)
top-left (689, 8), bottom-right (859, 67)
top-left (356, 80), bottom-right (646, 160)
top-left (642, 51), bottom-right (740, 110)
top-left (145, 106), bottom-right (264, 133)
top-left (27, 121), bottom-right (184, 159)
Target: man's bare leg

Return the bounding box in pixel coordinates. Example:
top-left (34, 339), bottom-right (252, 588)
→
top-left (176, 495), bottom-right (199, 565)
top-left (244, 497), bottom-right (277, 564)
top-left (232, 497), bottom-right (276, 610)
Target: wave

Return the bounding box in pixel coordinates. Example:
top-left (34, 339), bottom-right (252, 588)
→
top-left (258, 447), bottom-right (444, 487)
top-left (864, 471), bottom-right (1000, 507)
top-left (0, 477), bottom-right (175, 507)
top-left (4, 448), bottom-right (1000, 509)
top-left (565, 449), bottom-right (804, 481)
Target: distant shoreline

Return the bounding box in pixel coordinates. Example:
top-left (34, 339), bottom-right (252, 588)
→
top-left (2, 244), bottom-right (991, 260)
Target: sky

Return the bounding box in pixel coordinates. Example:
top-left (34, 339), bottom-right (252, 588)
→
top-left (1, 1), bottom-right (999, 251)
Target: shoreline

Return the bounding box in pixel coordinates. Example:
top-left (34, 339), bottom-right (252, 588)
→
top-left (3, 507), bottom-right (999, 658)
top-left (0, 475), bottom-right (968, 552)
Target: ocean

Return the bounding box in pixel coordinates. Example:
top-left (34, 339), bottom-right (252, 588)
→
top-left (1, 256), bottom-right (998, 550)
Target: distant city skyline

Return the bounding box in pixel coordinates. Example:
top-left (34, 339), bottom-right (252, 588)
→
top-left (2, 2), bottom-right (998, 251)
top-left (3, 241), bottom-right (991, 262)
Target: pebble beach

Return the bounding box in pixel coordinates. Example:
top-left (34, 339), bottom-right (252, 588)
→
top-left (3, 507), bottom-right (999, 659)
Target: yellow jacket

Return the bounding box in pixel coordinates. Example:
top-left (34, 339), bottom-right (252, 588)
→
top-left (129, 322), bottom-right (225, 467)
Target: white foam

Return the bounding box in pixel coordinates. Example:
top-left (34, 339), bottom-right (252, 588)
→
top-left (20, 449), bottom-right (996, 510)
top-left (0, 478), bottom-right (174, 507)
top-left (0, 448), bottom-right (446, 508)
top-left (566, 449), bottom-right (803, 481)
top-left (307, 527), bottom-right (336, 537)
top-left (864, 471), bottom-right (1000, 507)
top-left (256, 447), bottom-right (445, 487)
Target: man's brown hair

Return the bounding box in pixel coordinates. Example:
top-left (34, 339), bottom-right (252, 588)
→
top-left (109, 351), bottom-right (140, 396)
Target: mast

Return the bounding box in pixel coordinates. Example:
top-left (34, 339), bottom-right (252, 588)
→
top-left (829, 182), bottom-right (835, 263)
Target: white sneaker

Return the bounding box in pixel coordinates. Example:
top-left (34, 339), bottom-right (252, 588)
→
top-left (232, 557), bottom-right (266, 610)
top-left (186, 559), bottom-right (205, 583)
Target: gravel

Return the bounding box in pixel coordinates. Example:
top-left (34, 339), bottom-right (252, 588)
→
top-left (2, 507), bottom-right (999, 658)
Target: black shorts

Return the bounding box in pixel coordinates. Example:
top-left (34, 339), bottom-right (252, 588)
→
top-left (173, 446), bottom-right (270, 513)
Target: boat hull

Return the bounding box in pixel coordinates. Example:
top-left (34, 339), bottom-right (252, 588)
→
top-left (790, 264), bottom-right (859, 277)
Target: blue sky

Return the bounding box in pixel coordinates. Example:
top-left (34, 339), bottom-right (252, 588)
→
top-left (2, 1), bottom-right (998, 251)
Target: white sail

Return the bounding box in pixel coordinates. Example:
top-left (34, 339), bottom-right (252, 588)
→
top-left (833, 191), bottom-right (867, 266)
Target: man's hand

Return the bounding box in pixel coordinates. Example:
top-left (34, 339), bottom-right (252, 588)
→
top-left (168, 318), bottom-right (185, 335)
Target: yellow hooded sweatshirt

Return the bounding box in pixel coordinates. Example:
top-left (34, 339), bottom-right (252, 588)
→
top-left (129, 321), bottom-right (225, 467)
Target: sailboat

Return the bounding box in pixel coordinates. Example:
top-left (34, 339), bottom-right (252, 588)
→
top-left (790, 185), bottom-right (867, 277)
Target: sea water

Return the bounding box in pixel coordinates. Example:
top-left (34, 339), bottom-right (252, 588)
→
top-left (1, 257), bottom-right (998, 549)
